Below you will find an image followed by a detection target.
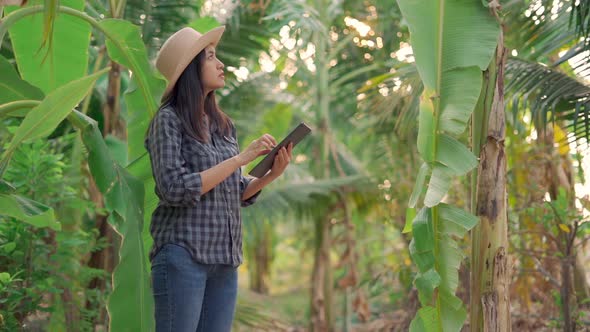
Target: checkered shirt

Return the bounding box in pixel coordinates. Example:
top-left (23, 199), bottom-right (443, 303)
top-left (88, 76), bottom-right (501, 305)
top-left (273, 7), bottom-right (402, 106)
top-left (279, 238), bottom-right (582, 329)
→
top-left (145, 105), bottom-right (260, 267)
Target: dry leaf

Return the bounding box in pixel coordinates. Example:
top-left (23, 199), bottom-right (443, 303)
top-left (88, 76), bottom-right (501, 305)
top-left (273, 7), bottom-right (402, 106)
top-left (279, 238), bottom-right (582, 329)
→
top-left (337, 269), bottom-right (358, 288)
top-left (558, 223), bottom-right (570, 233)
top-left (0, 0), bottom-right (27, 5)
top-left (353, 291), bottom-right (371, 322)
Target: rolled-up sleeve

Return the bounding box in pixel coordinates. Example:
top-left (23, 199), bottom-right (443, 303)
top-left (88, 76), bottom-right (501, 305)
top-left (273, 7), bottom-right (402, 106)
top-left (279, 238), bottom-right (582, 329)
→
top-left (147, 110), bottom-right (202, 206)
top-left (240, 173), bottom-right (261, 207)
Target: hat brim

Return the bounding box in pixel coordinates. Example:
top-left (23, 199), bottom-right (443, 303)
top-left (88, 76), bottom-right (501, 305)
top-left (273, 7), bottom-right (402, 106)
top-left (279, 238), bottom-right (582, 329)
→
top-left (160, 26), bottom-right (225, 102)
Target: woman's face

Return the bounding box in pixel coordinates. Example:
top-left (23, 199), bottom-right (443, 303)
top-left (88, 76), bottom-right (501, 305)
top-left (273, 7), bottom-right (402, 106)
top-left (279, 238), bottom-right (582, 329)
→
top-left (201, 45), bottom-right (225, 93)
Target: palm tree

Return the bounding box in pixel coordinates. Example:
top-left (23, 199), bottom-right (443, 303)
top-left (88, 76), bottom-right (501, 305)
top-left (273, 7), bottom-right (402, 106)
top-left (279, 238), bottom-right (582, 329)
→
top-left (256, 1), bottom-right (405, 329)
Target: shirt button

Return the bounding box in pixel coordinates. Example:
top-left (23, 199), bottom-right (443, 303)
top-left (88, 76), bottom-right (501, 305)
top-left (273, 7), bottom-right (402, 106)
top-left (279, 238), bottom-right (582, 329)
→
top-left (227, 188), bottom-right (231, 193)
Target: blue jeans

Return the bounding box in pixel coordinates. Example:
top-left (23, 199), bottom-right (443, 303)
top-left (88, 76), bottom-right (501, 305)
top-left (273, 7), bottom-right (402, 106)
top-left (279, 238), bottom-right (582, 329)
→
top-left (151, 243), bottom-right (238, 332)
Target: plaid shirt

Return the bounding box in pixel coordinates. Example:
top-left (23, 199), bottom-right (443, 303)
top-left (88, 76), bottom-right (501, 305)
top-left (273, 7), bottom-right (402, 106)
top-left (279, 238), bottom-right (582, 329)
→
top-left (145, 105), bottom-right (260, 267)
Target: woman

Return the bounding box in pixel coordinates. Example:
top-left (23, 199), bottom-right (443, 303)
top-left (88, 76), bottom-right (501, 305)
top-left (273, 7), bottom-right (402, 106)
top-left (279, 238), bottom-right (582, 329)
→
top-left (145, 26), bottom-right (292, 332)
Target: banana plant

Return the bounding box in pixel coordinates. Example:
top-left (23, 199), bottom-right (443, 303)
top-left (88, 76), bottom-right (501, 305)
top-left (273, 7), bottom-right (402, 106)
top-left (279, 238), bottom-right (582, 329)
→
top-left (395, 0), bottom-right (500, 330)
top-left (2, 1), bottom-right (302, 329)
top-left (0, 3), bottom-right (163, 329)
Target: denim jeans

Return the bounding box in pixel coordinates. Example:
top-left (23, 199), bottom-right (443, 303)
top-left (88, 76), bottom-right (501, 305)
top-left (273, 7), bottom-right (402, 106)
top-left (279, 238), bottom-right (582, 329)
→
top-left (151, 243), bottom-right (238, 332)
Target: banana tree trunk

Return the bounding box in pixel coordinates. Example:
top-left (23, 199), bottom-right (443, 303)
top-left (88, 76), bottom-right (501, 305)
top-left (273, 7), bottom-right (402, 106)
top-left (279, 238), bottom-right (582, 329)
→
top-left (470, 28), bottom-right (511, 332)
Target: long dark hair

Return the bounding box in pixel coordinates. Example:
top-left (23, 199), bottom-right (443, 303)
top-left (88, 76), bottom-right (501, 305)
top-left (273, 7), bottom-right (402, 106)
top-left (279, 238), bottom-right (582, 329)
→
top-left (160, 49), bottom-right (231, 143)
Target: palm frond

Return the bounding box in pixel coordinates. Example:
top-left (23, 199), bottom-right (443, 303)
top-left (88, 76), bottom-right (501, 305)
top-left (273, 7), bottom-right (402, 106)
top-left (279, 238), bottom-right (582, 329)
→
top-left (505, 57), bottom-right (590, 142)
top-left (357, 61), bottom-right (422, 140)
top-left (124, 0), bottom-right (202, 58)
top-left (234, 295), bottom-right (288, 331)
top-left (553, 40), bottom-right (587, 67)
top-left (506, 2), bottom-right (578, 63)
top-left (243, 175), bottom-right (376, 222)
top-left (540, 0), bottom-right (590, 56)
top-left (217, 4), bottom-right (276, 66)
top-left (330, 139), bottom-right (369, 175)
top-left (512, 0), bottom-right (590, 74)
top-left (262, 0), bottom-right (328, 40)
top-left (571, 0), bottom-right (590, 44)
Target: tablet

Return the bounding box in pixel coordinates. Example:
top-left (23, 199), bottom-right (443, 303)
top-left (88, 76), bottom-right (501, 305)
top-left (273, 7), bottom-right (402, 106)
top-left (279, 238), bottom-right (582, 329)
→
top-left (248, 122), bottom-right (312, 178)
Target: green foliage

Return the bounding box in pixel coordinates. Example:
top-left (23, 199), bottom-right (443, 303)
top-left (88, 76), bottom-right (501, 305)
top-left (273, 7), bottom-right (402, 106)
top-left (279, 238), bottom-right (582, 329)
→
top-left (188, 16), bottom-right (220, 33)
top-left (0, 55), bottom-right (44, 105)
top-left (396, 0), bottom-right (499, 329)
top-left (409, 205), bottom-right (478, 330)
top-left (506, 58), bottom-right (590, 143)
top-left (0, 138), bottom-right (61, 230)
top-left (98, 18), bottom-right (165, 162)
top-left (123, 0), bottom-right (204, 58)
top-left (524, 189), bottom-right (586, 240)
top-left (243, 104), bottom-right (293, 174)
top-left (98, 18), bottom-right (166, 277)
top-left (5, 0), bottom-right (589, 330)
top-left (410, 306), bottom-right (437, 332)
top-left (0, 136), bottom-right (103, 331)
top-left (0, 68), bottom-right (109, 177)
top-left (70, 110), bottom-right (154, 332)
top-left (1, 3), bottom-right (158, 327)
top-left (5, 0), bottom-right (91, 94)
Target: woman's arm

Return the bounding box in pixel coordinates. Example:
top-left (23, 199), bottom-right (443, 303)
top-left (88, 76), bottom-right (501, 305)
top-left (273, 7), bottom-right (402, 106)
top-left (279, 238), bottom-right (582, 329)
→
top-left (200, 155), bottom-right (242, 194)
top-left (148, 110), bottom-right (206, 206)
top-left (149, 109), bottom-right (276, 203)
top-left (241, 172), bottom-right (274, 201)
top-left (201, 134), bottom-right (277, 195)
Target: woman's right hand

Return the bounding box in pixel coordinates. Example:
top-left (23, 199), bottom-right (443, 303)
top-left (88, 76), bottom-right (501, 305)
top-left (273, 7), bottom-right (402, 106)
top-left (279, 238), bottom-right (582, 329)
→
top-left (236, 134), bottom-right (277, 166)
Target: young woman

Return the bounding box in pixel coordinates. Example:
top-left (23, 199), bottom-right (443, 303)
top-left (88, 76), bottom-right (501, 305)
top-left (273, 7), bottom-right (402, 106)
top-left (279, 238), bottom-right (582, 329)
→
top-left (145, 26), bottom-right (292, 332)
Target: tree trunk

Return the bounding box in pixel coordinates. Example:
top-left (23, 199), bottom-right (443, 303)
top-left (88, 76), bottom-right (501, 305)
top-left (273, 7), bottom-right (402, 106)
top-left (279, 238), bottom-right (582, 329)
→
top-left (561, 250), bottom-right (576, 332)
top-left (543, 125), bottom-right (581, 331)
top-left (335, 194), bottom-right (368, 327)
top-left (85, 211), bottom-right (113, 325)
top-left (61, 287), bottom-right (79, 331)
top-left (310, 216), bottom-right (331, 332)
top-left (310, 15), bottom-right (335, 326)
top-left (514, 141), bottom-right (556, 316)
top-left (103, 62), bottom-right (126, 139)
top-left (574, 254), bottom-right (590, 306)
top-left (546, 125), bottom-right (590, 307)
top-left (249, 224), bottom-right (272, 294)
top-left (470, 28), bottom-right (511, 332)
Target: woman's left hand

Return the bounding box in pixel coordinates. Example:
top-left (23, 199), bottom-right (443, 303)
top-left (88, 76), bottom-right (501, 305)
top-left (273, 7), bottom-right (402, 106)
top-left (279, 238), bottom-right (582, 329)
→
top-left (268, 143), bottom-right (293, 178)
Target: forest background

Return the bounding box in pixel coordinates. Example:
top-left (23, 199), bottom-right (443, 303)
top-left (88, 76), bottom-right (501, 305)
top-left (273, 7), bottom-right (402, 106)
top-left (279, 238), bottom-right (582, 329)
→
top-left (1, 0), bottom-right (590, 331)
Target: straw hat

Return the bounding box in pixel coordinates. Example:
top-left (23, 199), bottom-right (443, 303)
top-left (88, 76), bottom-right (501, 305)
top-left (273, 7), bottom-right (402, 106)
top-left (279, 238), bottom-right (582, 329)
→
top-left (156, 26), bottom-right (225, 101)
